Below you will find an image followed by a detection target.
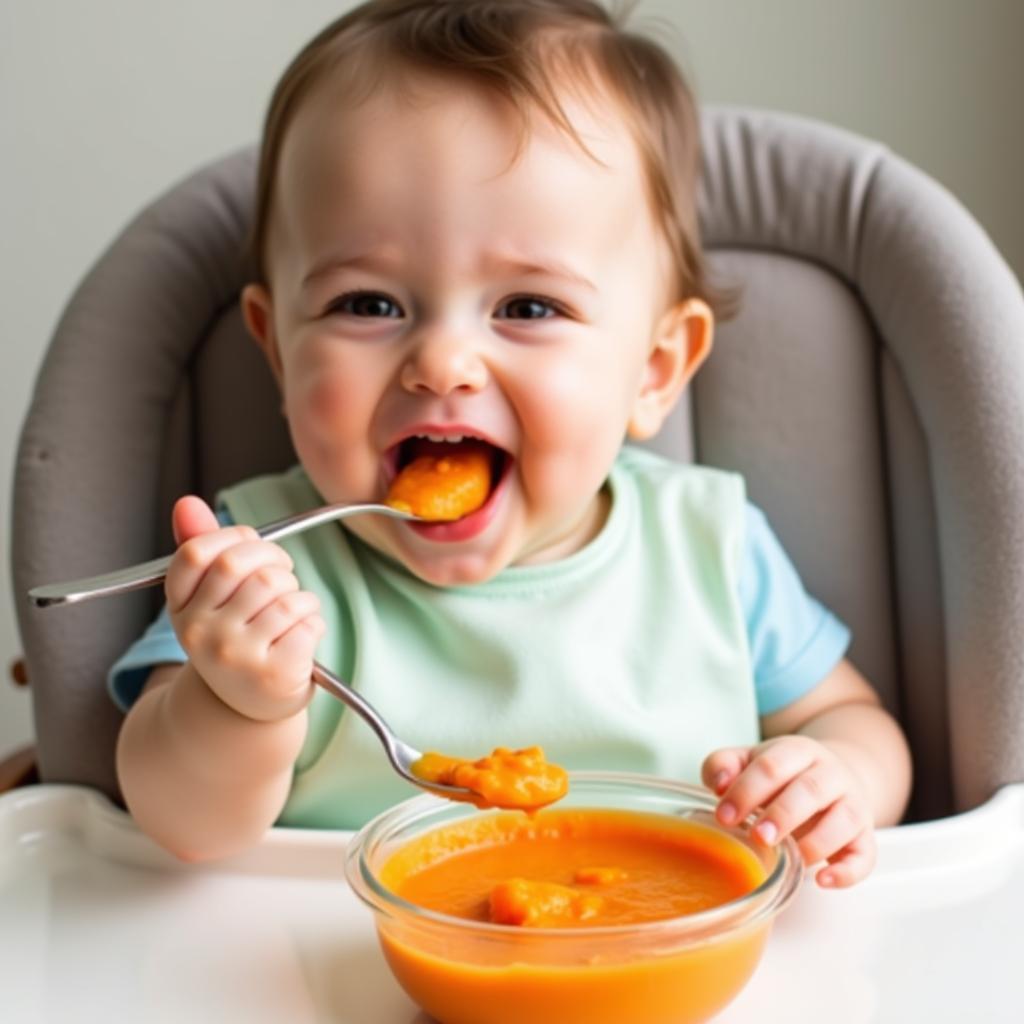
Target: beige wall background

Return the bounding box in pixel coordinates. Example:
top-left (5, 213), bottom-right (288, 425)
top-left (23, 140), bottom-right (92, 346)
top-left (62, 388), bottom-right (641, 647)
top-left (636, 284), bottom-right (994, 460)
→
top-left (2, 0), bottom-right (1022, 757)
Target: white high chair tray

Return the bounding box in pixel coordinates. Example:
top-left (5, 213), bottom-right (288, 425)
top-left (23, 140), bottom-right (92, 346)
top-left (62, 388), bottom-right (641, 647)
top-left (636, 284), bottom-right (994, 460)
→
top-left (1, 784), bottom-right (1022, 1023)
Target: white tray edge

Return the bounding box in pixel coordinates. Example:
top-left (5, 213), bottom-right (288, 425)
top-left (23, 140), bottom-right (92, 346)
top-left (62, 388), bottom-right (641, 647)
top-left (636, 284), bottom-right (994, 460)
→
top-left (2, 781), bottom-right (1021, 882)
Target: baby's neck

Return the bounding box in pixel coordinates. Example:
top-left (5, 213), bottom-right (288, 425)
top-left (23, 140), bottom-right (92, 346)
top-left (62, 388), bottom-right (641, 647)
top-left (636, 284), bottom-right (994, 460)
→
top-left (516, 487), bottom-right (611, 567)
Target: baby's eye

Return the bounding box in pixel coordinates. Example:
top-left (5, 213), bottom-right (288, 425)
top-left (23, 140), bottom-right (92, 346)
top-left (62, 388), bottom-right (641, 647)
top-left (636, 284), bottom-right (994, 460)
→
top-left (327, 291), bottom-right (403, 318)
top-left (495, 296), bottom-right (563, 321)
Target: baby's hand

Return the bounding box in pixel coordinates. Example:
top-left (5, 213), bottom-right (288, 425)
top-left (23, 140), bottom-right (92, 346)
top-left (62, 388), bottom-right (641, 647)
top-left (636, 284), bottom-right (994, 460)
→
top-left (165, 496), bottom-right (324, 722)
top-left (702, 736), bottom-right (877, 888)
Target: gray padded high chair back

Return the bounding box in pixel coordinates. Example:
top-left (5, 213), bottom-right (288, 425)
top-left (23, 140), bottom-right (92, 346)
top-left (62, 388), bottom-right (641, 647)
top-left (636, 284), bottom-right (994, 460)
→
top-left (12, 108), bottom-right (1024, 821)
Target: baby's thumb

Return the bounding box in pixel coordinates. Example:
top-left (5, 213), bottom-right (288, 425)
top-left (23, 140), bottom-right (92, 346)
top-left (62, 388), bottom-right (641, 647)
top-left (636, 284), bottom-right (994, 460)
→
top-left (172, 495), bottom-right (220, 546)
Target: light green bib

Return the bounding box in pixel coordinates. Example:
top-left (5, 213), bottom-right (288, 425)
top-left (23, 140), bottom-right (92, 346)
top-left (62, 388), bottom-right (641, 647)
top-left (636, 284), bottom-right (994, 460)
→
top-left (219, 447), bottom-right (758, 829)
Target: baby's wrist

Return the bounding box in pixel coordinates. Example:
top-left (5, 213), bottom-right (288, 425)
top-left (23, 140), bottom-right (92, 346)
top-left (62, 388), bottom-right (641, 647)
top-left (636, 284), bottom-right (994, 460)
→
top-left (187, 655), bottom-right (314, 724)
top-left (166, 663), bottom-right (309, 783)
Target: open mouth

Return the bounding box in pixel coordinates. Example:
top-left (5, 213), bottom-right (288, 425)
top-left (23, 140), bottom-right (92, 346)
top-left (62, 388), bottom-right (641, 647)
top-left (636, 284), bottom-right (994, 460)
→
top-left (383, 432), bottom-right (513, 540)
top-left (391, 434), bottom-right (509, 493)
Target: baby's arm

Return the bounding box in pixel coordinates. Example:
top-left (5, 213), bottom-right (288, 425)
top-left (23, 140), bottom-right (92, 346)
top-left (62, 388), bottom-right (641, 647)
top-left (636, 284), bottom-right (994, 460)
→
top-left (702, 659), bottom-right (912, 888)
top-left (116, 497), bottom-right (325, 861)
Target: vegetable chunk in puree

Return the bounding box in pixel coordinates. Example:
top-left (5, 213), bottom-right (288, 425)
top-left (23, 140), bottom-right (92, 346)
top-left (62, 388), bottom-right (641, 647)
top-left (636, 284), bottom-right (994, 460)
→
top-left (384, 808), bottom-right (765, 927)
top-left (412, 746), bottom-right (569, 811)
top-left (374, 808), bottom-right (773, 1024)
top-left (386, 442), bottom-right (493, 521)
top-left (489, 877), bottom-right (605, 927)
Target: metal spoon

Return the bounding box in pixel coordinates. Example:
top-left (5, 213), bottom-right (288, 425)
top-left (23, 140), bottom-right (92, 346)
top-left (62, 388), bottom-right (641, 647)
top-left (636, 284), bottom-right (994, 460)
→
top-left (309, 661), bottom-right (470, 800)
top-left (29, 501), bottom-right (420, 608)
top-left (29, 499), bottom-right (475, 802)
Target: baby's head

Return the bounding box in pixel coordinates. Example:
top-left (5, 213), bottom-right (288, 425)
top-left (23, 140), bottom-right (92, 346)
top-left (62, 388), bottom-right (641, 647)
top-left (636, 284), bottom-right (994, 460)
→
top-left (242, 0), bottom-right (718, 585)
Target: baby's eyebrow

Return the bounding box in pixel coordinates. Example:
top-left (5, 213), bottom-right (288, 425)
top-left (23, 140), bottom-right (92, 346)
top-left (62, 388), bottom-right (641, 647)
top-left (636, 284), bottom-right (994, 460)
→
top-left (300, 249), bottom-right (597, 294)
top-left (480, 252), bottom-right (597, 293)
top-left (301, 251), bottom-right (400, 289)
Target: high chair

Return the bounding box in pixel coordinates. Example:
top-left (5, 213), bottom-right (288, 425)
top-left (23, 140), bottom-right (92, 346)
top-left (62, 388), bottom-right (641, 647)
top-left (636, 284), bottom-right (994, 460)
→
top-left (7, 107), bottom-right (1024, 823)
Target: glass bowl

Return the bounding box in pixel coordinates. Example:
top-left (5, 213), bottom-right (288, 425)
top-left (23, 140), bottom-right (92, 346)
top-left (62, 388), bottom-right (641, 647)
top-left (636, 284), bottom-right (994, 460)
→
top-left (345, 772), bottom-right (803, 1024)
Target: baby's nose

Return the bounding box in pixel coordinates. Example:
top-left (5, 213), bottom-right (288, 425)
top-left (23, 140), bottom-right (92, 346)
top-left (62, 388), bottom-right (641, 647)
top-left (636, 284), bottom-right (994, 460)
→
top-left (400, 330), bottom-right (488, 396)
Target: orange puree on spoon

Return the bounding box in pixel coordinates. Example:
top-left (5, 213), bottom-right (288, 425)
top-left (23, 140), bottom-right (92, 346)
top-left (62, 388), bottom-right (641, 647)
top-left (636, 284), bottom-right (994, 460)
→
top-left (412, 746), bottom-right (569, 812)
top-left (386, 444), bottom-right (492, 521)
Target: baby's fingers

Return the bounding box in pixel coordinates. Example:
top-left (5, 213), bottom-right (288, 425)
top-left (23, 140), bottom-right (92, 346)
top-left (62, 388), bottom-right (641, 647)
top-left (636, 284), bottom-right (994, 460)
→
top-left (259, 610), bottom-right (327, 717)
top-left (751, 763), bottom-right (845, 846)
top-left (701, 747), bottom-right (753, 796)
top-left (715, 739), bottom-right (817, 827)
top-left (166, 525), bottom-right (261, 611)
top-left (814, 825), bottom-right (877, 889)
top-left (794, 798), bottom-right (872, 875)
top-left (172, 495), bottom-right (220, 545)
top-left (271, 613), bottom-right (327, 671)
top-left (186, 540), bottom-right (295, 615)
top-left (250, 590), bottom-right (322, 647)
top-left (229, 564), bottom-right (301, 623)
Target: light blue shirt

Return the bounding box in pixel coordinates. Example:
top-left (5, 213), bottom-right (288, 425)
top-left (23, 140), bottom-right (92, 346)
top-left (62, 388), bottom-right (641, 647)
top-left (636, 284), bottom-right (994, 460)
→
top-left (109, 501), bottom-right (849, 717)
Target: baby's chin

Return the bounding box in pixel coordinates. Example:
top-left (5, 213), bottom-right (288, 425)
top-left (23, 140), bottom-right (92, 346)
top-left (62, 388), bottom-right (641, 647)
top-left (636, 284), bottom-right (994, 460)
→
top-left (389, 520), bottom-right (589, 586)
top-left (388, 542), bottom-right (515, 588)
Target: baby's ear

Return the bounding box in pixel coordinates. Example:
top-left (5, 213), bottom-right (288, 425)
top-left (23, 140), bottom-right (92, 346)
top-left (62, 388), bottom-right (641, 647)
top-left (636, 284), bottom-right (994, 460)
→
top-left (627, 298), bottom-right (714, 440)
top-left (241, 283), bottom-right (284, 387)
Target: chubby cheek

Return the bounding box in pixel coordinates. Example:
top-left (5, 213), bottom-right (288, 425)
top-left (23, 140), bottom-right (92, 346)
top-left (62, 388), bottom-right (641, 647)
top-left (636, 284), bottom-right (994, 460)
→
top-left (514, 356), bottom-right (630, 512)
top-left (281, 360), bottom-right (375, 498)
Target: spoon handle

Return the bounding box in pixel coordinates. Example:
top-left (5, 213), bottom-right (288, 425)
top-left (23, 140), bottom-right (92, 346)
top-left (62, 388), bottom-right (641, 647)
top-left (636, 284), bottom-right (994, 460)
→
top-left (28, 502), bottom-right (416, 608)
top-left (310, 661), bottom-right (423, 781)
top-left (310, 661), bottom-right (471, 799)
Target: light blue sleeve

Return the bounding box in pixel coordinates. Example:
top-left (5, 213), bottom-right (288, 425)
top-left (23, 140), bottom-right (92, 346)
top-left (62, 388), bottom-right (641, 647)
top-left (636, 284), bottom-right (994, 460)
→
top-left (106, 603), bottom-right (185, 712)
top-left (740, 503), bottom-right (851, 716)
top-left (106, 509), bottom-right (235, 712)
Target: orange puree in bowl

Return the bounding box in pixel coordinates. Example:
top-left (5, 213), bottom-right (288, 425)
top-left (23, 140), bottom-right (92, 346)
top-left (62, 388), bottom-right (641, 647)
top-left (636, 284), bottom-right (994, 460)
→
top-left (412, 746), bottom-right (569, 812)
top-left (383, 808), bottom-right (764, 926)
top-left (386, 444), bottom-right (492, 520)
top-left (375, 808), bottom-right (772, 1024)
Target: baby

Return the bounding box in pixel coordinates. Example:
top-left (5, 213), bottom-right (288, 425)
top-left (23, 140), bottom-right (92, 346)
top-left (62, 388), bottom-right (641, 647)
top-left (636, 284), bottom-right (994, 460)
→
top-left (111, 0), bottom-right (911, 886)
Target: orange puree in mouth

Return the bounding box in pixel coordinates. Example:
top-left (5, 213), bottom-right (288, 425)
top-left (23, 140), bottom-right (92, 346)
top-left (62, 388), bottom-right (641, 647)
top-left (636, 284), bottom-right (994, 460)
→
top-left (386, 445), bottom-right (492, 520)
top-left (412, 746), bottom-right (569, 812)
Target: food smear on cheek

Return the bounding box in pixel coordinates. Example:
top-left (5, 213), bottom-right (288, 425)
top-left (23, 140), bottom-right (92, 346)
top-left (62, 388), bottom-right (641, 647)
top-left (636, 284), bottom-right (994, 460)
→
top-left (412, 746), bottom-right (570, 812)
top-left (380, 809), bottom-right (767, 929)
top-left (386, 442), bottom-right (493, 521)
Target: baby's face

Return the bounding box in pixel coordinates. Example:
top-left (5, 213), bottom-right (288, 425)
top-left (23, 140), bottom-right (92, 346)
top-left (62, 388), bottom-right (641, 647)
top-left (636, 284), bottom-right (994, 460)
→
top-left (247, 71), bottom-right (697, 585)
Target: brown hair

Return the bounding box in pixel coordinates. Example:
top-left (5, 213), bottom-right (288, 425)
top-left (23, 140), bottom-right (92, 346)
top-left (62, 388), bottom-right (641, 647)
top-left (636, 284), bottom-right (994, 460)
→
top-left (248, 0), bottom-right (725, 314)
